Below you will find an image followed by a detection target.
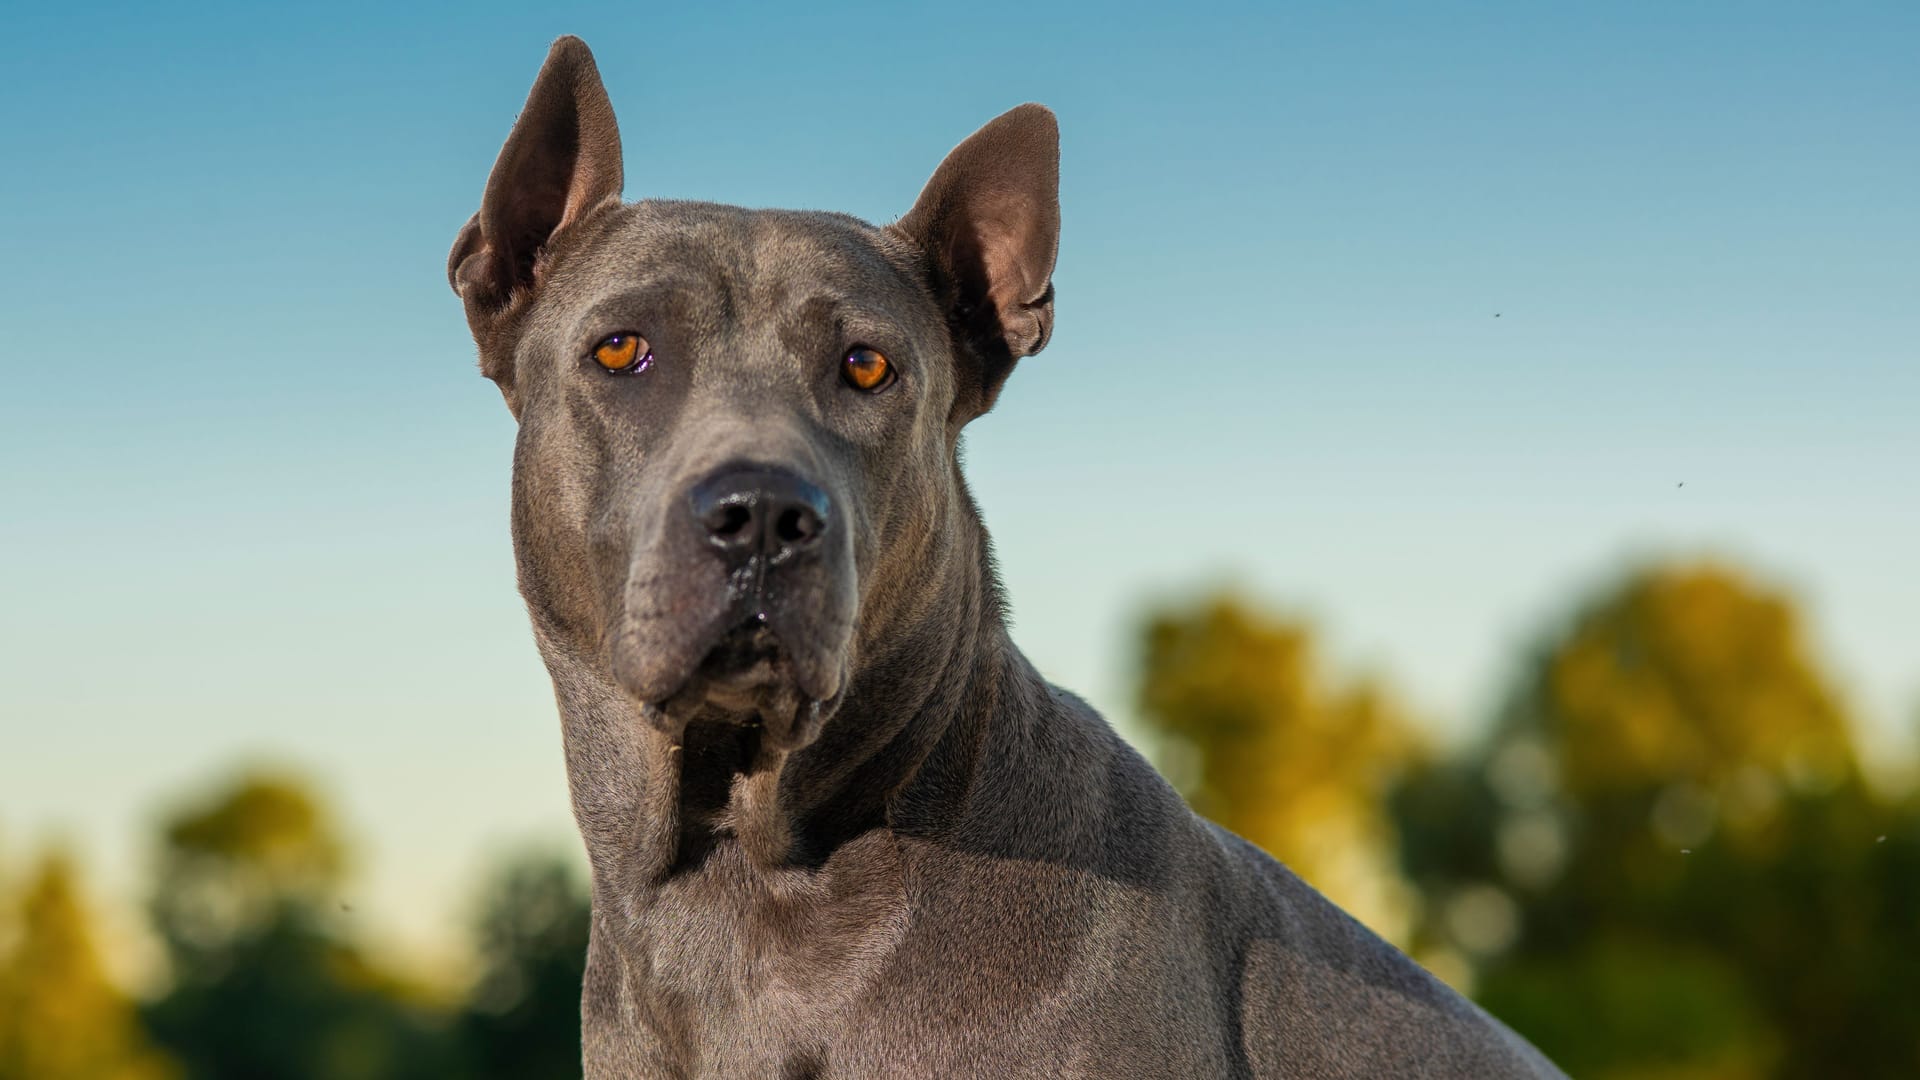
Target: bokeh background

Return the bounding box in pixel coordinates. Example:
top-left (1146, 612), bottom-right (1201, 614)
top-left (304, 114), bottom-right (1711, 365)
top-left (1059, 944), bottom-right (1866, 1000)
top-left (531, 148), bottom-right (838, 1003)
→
top-left (3, 2), bottom-right (1916, 1077)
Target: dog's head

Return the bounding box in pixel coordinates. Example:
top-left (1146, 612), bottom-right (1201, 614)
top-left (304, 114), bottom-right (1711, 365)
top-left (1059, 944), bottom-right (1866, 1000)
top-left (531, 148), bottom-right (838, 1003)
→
top-left (449, 38), bottom-right (1057, 750)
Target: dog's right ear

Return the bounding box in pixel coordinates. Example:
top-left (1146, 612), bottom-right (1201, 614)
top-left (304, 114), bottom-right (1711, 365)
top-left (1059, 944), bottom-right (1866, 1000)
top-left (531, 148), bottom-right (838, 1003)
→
top-left (448, 36), bottom-right (623, 388)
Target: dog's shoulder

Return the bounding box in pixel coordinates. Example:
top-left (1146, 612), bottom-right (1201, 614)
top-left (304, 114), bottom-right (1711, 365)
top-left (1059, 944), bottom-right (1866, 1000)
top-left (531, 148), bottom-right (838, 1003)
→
top-left (1200, 824), bottom-right (1563, 1077)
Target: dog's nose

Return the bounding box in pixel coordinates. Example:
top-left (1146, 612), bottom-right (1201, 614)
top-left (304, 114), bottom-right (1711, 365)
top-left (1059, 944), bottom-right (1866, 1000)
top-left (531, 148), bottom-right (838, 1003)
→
top-left (688, 467), bottom-right (831, 565)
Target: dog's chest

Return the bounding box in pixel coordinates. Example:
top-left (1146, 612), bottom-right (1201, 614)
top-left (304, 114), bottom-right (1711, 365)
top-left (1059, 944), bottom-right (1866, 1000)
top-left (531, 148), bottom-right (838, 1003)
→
top-left (625, 831), bottom-right (910, 1065)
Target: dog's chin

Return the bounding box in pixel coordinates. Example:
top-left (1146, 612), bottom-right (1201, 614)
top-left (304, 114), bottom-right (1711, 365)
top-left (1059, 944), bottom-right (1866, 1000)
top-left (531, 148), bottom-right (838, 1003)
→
top-left (632, 619), bottom-right (841, 751)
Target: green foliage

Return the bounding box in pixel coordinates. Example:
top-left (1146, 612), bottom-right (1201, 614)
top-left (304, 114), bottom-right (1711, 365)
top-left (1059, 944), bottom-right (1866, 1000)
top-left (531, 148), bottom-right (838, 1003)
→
top-left (1387, 563), bottom-right (1920, 1078)
top-left (452, 854), bottom-right (591, 1080)
top-left (141, 772), bottom-right (454, 1079)
top-left (2, 774), bottom-right (591, 1080)
top-left (149, 772), bottom-right (345, 983)
top-left (1136, 564), bottom-right (1920, 1077)
top-left (1476, 937), bottom-right (1775, 1080)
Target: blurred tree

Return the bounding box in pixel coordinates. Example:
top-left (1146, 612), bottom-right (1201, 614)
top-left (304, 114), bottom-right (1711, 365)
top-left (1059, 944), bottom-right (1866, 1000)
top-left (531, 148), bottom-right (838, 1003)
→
top-left (1392, 562), bottom-right (1920, 1079)
top-left (149, 772), bottom-right (345, 982)
top-left (453, 851), bottom-right (590, 1080)
top-left (141, 770), bottom-right (453, 1079)
top-left (1137, 595), bottom-right (1422, 941)
top-left (0, 849), bottom-right (177, 1080)
top-left (1531, 563), bottom-right (1856, 806)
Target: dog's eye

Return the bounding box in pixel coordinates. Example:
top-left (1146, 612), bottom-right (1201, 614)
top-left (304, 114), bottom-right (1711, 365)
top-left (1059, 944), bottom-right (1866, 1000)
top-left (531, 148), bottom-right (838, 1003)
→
top-left (842, 346), bottom-right (894, 392)
top-left (592, 333), bottom-right (652, 374)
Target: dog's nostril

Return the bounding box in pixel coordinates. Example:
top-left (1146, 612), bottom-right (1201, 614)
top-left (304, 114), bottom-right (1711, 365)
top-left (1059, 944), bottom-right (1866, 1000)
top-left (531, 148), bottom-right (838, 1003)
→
top-left (715, 505), bottom-right (752, 538)
top-left (774, 507), bottom-right (815, 545)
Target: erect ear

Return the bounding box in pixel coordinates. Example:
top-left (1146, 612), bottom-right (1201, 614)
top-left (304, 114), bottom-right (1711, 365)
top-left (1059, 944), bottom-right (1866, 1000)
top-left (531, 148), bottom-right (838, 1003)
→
top-left (894, 104), bottom-right (1060, 419)
top-left (448, 36), bottom-right (623, 380)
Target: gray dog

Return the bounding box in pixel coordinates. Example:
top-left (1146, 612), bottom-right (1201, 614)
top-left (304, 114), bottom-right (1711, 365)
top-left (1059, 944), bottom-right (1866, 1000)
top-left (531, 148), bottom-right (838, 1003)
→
top-left (448, 36), bottom-right (1564, 1080)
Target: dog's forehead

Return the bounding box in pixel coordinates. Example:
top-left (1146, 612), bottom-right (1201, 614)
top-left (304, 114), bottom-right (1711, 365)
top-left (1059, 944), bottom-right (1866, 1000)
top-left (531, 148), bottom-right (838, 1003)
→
top-left (571, 200), bottom-right (924, 310)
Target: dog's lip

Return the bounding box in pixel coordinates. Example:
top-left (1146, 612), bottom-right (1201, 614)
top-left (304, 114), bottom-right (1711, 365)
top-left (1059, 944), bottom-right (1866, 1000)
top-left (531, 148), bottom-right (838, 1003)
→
top-left (647, 617), bottom-right (797, 706)
top-left (700, 618), bottom-right (784, 673)
top-left (616, 585), bottom-right (848, 716)
top-left (632, 613), bottom-right (843, 751)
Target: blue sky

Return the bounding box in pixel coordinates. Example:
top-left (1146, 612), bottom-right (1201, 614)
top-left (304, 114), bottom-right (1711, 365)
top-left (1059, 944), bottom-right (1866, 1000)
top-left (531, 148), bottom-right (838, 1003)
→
top-left (3, 1), bottom-right (1916, 966)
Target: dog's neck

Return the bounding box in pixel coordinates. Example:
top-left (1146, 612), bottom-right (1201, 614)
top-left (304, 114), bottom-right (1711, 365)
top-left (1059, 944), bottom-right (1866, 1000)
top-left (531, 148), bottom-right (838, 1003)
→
top-left (539, 481), bottom-right (1029, 906)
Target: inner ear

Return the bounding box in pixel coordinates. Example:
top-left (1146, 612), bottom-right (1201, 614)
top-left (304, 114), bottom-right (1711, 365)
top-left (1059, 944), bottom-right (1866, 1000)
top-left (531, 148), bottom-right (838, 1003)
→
top-left (895, 104), bottom-right (1060, 418)
top-left (449, 36), bottom-right (623, 325)
top-left (950, 185), bottom-right (1058, 357)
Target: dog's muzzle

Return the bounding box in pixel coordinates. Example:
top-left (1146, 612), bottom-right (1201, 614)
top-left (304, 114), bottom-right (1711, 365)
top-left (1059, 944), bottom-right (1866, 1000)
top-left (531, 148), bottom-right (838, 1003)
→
top-left (610, 464), bottom-right (852, 749)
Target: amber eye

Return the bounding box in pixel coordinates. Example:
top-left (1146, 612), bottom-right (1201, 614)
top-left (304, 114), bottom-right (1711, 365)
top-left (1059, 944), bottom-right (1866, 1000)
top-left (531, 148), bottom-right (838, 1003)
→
top-left (592, 333), bottom-right (651, 373)
top-left (842, 346), bottom-right (894, 392)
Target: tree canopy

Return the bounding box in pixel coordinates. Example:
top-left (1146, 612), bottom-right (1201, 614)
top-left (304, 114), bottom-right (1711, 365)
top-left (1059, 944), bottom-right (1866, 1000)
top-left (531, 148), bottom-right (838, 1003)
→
top-left (1137, 564), bottom-right (1919, 1078)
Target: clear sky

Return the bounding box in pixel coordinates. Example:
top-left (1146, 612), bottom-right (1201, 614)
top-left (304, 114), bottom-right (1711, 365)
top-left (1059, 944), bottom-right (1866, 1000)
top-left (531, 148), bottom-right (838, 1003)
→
top-left (3, 1), bottom-right (1916, 967)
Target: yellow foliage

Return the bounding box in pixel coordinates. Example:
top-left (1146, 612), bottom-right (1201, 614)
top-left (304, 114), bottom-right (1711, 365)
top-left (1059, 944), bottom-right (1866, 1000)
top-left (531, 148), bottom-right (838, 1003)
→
top-left (1138, 596), bottom-right (1422, 941)
top-left (1533, 564), bottom-right (1856, 830)
top-left (162, 771), bottom-right (344, 887)
top-left (0, 851), bottom-right (177, 1080)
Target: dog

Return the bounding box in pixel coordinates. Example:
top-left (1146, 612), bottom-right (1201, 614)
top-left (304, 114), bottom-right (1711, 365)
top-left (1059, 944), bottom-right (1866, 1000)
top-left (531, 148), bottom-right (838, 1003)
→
top-left (447, 36), bottom-right (1565, 1080)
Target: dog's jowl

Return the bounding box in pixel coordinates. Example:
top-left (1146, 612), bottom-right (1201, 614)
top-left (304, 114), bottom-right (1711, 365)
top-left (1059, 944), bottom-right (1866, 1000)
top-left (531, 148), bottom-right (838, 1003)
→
top-left (448, 35), bottom-right (1565, 1080)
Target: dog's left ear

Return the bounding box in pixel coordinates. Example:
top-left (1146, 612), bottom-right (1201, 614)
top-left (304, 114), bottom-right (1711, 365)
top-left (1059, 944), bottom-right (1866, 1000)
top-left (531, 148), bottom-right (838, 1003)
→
top-left (448, 36), bottom-right (623, 386)
top-left (895, 104), bottom-right (1060, 419)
